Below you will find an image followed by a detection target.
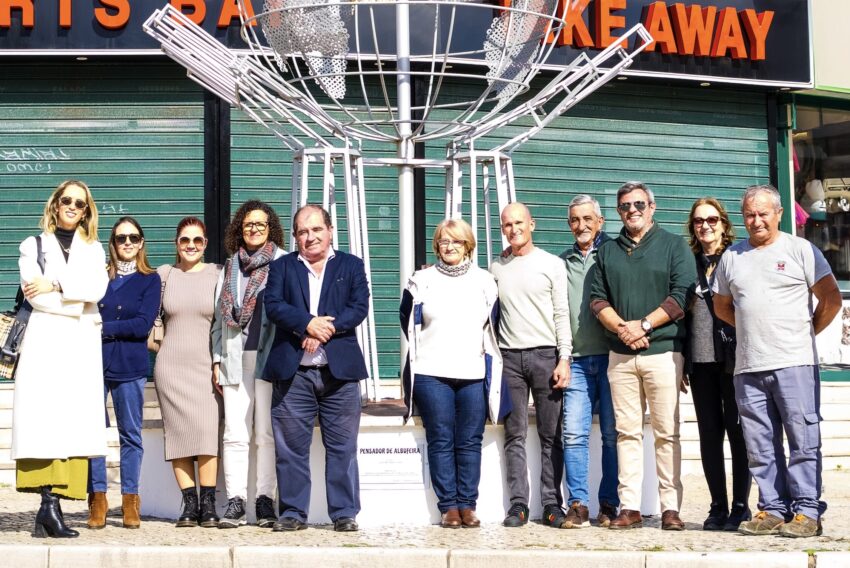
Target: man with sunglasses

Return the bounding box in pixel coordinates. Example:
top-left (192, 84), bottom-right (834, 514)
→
top-left (589, 181), bottom-right (696, 531)
top-left (713, 185), bottom-right (841, 538)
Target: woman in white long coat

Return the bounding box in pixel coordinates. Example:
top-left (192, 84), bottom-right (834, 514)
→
top-left (11, 180), bottom-right (109, 538)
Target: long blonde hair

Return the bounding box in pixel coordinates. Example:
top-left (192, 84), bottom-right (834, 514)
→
top-left (39, 180), bottom-right (99, 243)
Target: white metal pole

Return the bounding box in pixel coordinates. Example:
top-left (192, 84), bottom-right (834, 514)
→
top-left (397, 1), bottom-right (415, 384)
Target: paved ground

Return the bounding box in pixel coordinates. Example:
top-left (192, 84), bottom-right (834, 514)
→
top-left (1, 470), bottom-right (849, 553)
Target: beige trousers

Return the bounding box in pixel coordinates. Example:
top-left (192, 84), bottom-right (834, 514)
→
top-left (608, 351), bottom-right (684, 512)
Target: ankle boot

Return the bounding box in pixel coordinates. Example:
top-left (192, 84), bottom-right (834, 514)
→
top-left (122, 494), bottom-right (141, 529)
top-left (34, 487), bottom-right (79, 538)
top-left (87, 492), bottom-right (108, 529)
top-left (176, 487), bottom-right (199, 528)
top-left (198, 486), bottom-right (219, 528)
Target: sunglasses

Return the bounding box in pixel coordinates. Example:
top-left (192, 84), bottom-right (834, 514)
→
top-left (243, 221), bottom-right (268, 232)
top-left (617, 200), bottom-right (649, 213)
top-left (178, 236), bottom-right (207, 248)
top-left (58, 196), bottom-right (88, 209)
top-left (114, 234), bottom-right (142, 245)
top-left (693, 216), bottom-right (720, 227)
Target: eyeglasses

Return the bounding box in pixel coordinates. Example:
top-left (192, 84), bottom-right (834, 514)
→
top-left (243, 222), bottom-right (268, 232)
top-left (114, 234), bottom-right (142, 245)
top-left (693, 216), bottom-right (720, 227)
top-left (437, 239), bottom-right (465, 248)
top-left (58, 196), bottom-right (87, 209)
top-left (617, 201), bottom-right (649, 213)
top-left (178, 236), bottom-right (207, 248)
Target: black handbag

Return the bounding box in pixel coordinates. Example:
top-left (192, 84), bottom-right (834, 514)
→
top-left (0, 236), bottom-right (45, 380)
top-left (697, 256), bottom-right (737, 375)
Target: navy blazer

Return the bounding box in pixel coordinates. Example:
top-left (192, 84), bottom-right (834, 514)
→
top-left (99, 271), bottom-right (161, 380)
top-left (263, 250), bottom-right (370, 382)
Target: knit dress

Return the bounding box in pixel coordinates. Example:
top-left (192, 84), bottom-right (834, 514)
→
top-left (154, 263), bottom-right (223, 461)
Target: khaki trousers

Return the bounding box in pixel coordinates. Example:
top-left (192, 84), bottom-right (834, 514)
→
top-left (608, 351), bottom-right (683, 512)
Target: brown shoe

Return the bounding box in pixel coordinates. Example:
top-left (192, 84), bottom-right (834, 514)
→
top-left (87, 492), bottom-right (108, 529)
top-left (562, 501), bottom-right (589, 529)
top-left (440, 508), bottom-right (461, 529)
top-left (778, 514), bottom-right (822, 538)
top-left (609, 509), bottom-right (642, 529)
top-left (460, 508), bottom-right (480, 528)
top-left (597, 502), bottom-right (618, 528)
top-left (661, 510), bottom-right (685, 531)
top-left (122, 494), bottom-right (141, 529)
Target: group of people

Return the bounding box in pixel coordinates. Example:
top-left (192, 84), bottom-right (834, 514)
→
top-left (403, 181), bottom-right (840, 539)
top-left (9, 177), bottom-right (839, 540)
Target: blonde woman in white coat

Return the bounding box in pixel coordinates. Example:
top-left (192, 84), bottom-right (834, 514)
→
top-left (212, 200), bottom-right (285, 529)
top-left (12, 180), bottom-right (109, 538)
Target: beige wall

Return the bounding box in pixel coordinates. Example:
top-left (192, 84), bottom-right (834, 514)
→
top-left (813, 0), bottom-right (850, 93)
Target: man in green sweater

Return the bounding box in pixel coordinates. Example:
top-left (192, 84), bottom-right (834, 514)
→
top-left (589, 181), bottom-right (696, 531)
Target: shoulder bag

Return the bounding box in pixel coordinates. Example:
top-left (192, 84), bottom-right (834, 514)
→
top-left (147, 266), bottom-right (173, 353)
top-left (0, 236), bottom-right (45, 379)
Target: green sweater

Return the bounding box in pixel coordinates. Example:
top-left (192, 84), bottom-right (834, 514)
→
top-left (562, 232), bottom-right (611, 357)
top-left (589, 223), bottom-right (696, 355)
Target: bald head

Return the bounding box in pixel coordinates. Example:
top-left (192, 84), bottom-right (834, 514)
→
top-left (500, 201), bottom-right (536, 256)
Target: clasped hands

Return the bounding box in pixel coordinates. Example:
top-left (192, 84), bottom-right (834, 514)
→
top-left (302, 315), bottom-right (336, 354)
top-left (22, 276), bottom-right (53, 299)
top-left (617, 320), bottom-right (649, 351)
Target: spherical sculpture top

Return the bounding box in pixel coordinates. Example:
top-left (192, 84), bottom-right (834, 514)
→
top-left (238, 0), bottom-right (566, 144)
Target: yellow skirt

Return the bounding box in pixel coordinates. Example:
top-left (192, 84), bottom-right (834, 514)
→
top-left (16, 458), bottom-right (88, 501)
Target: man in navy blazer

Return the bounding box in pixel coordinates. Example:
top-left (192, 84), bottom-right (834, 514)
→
top-left (264, 204), bottom-right (370, 532)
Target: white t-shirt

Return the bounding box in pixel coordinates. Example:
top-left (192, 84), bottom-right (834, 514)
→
top-left (715, 232), bottom-right (833, 374)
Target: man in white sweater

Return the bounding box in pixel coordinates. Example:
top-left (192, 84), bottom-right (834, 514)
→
top-left (490, 202), bottom-right (572, 528)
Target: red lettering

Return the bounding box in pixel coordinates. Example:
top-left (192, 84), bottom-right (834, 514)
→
top-left (710, 6), bottom-right (747, 59)
top-left (95, 0), bottom-right (130, 30)
top-left (59, 0), bottom-right (71, 28)
top-left (595, 0), bottom-right (627, 49)
top-left (740, 9), bottom-right (773, 61)
top-left (670, 3), bottom-right (716, 56)
top-left (218, 0), bottom-right (256, 28)
top-left (644, 2), bottom-right (677, 54)
top-left (552, 0), bottom-right (593, 48)
top-left (0, 0), bottom-right (34, 28)
top-left (171, 0), bottom-right (206, 25)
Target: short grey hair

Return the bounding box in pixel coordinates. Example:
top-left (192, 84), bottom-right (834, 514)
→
top-left (617, 181), bottom-right (655, 204)
top-left (741, 184), bottom-right (782, 212)
top-left (568, 194), bottom-right (602, 217)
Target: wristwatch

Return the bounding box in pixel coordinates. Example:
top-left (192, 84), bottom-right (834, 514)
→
top-left (640, 318), bottom-right (653, 334)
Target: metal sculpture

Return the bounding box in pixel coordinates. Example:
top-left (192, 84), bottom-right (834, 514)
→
top-left (144, 1), bottom-right (652, 399)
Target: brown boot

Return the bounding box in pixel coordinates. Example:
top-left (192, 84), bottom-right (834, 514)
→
top-left (87, 492), bottom-right (108, 529)
top-left (122, 494), bottom-right (141, 529)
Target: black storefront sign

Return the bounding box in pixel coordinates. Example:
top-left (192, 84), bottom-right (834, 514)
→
top-left (0, 0), bottom-right (810, 87)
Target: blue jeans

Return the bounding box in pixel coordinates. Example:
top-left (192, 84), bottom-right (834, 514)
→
top-left (562, 354), bottom-right (619, 507)
top-left (735, 365), bottom-right (826, 520)
top-left (413, 374), bottom-right (486, 513)
top-left (88, 377), bottom-right (146, 494)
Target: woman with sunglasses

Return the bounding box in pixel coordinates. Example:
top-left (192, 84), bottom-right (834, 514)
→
top-left (399, 218), bottom-right (505, 529)
top-left (153, 216), bottom-right (223, 528)
top-left (684, 198), bottom-right (751, 531)
top-left (86, 217), bottom-right (161, 530)
top-left (211, 200), bottom-right (285, 529)
top-left (12, 180), bottom-right (109, 538)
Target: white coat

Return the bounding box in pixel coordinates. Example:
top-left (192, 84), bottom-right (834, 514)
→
top-left (11, 231), bottom-right (109, 460)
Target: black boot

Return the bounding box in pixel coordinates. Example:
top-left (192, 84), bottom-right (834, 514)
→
top-left (33, 486), bottom-right (79, 538)
top-left (176, 487), bottom-right (199, 528)
top-left (199, 486), bottom-right (219, 528)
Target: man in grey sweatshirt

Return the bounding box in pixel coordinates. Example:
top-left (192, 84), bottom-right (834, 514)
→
top-left (490, 202), bottom-right (571, 529)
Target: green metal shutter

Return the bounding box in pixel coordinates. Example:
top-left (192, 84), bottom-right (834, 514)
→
top-left (426, 80), bottom-right (769, 257)
top-left (230, 111), bottom-right (401, 380)
top-left (0, 62), bottom-right (205, 306)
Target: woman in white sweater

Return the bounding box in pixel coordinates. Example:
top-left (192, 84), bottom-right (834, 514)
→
top-left (400, 218), bottom-right (507, 529)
